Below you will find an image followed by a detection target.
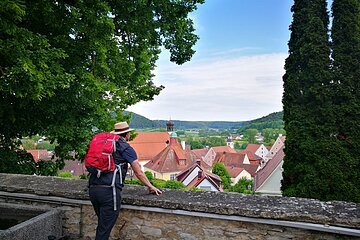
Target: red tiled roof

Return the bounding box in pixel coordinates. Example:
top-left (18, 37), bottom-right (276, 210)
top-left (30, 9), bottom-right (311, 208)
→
top-left (186, 174), bottom-right (223, 192)
top-left (129, 132), bottom-right (169, 162)
top-left (244, 143), bottom-right (261, 155)
top-left (176, 160), bottom-right (219, 183)
top-left (214, 152), bottom-right (258, 177)
top-left (27, 150), bottom-right (52, 163)
top-left (211, 146), bottom-right (237, 153)
top-left (213, 152), bottom-right (247, 167)
top-left (144, 138), bottom-right (195, 173)
top-left (191, 148), bottom-right (209, 158)
top-left (242, 164), bottom-right (259, 177)
top-left (226, 166), bottom-right (245, 178)
top-left (239, 149), bottom-right (262, 162)
top-left (254, 146), bottom-right (284, 190)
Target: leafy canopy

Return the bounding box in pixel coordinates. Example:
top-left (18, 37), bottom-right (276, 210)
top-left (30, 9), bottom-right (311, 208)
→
top-left (0, 0), bottom-right (204, 173)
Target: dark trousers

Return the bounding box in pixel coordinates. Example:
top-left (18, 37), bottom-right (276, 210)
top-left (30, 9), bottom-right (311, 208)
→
top-left (89, 186), bottom-right (121, 240)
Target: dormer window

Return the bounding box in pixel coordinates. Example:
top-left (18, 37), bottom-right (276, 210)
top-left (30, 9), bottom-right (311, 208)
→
top-left (179, 160), bottom-right (185, 165)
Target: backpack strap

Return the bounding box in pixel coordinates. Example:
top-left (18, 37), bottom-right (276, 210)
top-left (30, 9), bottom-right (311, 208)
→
top-left (111, 163), bottom-right (126, 211)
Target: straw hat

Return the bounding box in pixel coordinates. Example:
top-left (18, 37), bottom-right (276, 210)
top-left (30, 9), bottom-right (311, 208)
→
top-left (110, 122), bottom-right (134, 135)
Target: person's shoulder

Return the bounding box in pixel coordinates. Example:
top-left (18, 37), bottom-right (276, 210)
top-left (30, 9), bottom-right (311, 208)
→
top-left (117, 138), bottom-right (131, 150)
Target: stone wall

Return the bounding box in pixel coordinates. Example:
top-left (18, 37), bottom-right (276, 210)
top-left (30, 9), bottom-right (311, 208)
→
top-left (0, 173), bottom-right (359, 240)
top-left (0, 203), bottom-right (62, 240)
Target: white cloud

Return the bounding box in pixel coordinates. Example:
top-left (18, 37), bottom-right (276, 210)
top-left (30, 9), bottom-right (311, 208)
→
top-left (127, 52), bottom-right (287, 121)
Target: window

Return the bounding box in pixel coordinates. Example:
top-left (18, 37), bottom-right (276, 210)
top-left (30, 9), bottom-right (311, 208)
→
top-left (170, 174), bottom-right (175, 180)
top-left (153, 173), bottom-right (156, 178)
top-left (179, 160), bottom-right (185, 165)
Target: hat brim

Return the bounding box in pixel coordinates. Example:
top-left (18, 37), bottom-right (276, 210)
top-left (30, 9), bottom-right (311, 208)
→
top-left (110, 128), bottom-right (134, 135)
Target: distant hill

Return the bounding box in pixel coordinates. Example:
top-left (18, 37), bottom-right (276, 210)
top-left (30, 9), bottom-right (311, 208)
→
top-left (154, 120), bottom-right (246, 130)
top-left (238, 111), bottom-right (284, 132)
top-left (127, 111), bottom-right (283, 131)
top-left (126, 112), bottom-right (162, 129)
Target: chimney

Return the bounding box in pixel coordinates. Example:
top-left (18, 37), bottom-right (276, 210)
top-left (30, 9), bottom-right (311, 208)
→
top-left (181, 140), bottom-right (186, 150)
top-left (196, 159), bottom-right (201, 166)
top-left (197, 170), bottom-right (203, 179)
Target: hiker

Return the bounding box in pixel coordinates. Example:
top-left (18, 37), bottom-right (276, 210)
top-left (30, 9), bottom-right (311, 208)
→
top-left (87, 122), bottom-right (162, 240)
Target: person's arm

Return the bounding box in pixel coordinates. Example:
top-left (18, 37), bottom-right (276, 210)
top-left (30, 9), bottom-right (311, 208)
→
top-left (130, 160), bottom-right (162, 195)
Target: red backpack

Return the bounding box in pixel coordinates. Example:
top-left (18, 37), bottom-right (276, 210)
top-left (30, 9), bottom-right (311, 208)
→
top-left (85, 132), bottom-right (120, 172)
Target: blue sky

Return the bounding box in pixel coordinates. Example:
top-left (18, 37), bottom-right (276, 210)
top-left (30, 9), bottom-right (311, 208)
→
top-left (127, 0), bottom-right (294, 121)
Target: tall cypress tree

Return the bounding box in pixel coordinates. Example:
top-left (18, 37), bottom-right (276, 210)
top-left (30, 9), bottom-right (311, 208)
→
top-left (282, 0), bottom-right (333, 199)
top-left (330, 0), bottom-right (360, 202)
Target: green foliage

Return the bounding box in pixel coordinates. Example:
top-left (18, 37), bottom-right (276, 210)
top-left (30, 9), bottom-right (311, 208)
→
top-left (281, 0), bottom-right (360, 203)
top-left (58, 171), bottom-right (74, 178)
top-left (79, 174), bottom-right (88, 180)
top-left (262, 128), bottom-right (284, 145)
top-left (190, 140), bottom-right (204, 149)
top-left (233, 178), bottom-right (253, 194)
top-left (330, 0), bottom-right (360, 202)
top-left (0, 0), bottom-right (205, 173)
top-left (164, 180), bottom-right (185, 189)
top-left (145, 171), bottom-right (154, 181)
top-left (238, 112), bottom-right (284, 133)
top-left (36, 141), bottom-right (57, 151)
top-left (233, 141), bottom-right (241, 150)
top-left (212, 163), bottom-right (231, 190)
top-left (201, 136), bottom-right (226, 147)
top-left (21, 139), bottom-right (36, 150)
top-left (124, 178), bottom-right (142, 185)
top-left (244, 128), bottom-right (258, 144)
top-left (127, 111), bottom-right (161, 129)
top-left (282, 0), bottom-right (331, 200)
top-left (151, 179), bottom-right (167, 188)
top-left (36, 160), bottom-right (60, 176)
top-left (0, 147), bottom-right (36, 174)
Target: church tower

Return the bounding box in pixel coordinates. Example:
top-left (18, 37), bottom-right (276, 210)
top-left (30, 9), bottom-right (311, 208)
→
top-left (166, 119), bottom-right (174, 134)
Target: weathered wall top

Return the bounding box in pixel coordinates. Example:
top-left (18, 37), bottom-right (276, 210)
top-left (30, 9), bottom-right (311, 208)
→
top-left (0, 173), bottom-right (359, 229)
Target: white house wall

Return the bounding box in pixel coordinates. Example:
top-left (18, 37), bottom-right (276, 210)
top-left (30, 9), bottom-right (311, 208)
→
top-left (266, 136), bottom-right (285, 161)
top-left (182, 166), bottom-right (201, 186)
top-left (243, 155), bottom-right (250, 164)
top-left (255, 144), bottom-right (269, 160)
top-left (203, 149), bottom-right (216, 166)
top-left (231, 170), bottom-right (252, 186)
top-left (197, 179), bottom-right (218, 191)
top-left (256, 161), bottom-right (283, 196)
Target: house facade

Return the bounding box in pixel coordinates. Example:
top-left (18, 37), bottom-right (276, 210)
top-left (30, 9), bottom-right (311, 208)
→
top-left (202, 146), bottom-right (236, 167)
top-left (144, 132), bottom-right (196, 181)
top-left (254, 146), bottom-right (284, 196)
top-left (213, 152), bottom-right (259, 185)
top-left (176, 160), bottom-right (223, 192)
top-left (265, 134), bottom-right (286, 163)
top-left (129, 132), bottom-right (170, 170)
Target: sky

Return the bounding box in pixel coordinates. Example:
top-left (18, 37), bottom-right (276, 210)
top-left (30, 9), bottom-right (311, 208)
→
top-left (127, 0), bottom-right (294, 121)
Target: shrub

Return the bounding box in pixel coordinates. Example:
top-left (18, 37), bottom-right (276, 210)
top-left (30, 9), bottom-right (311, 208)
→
top-left (164, 180), bottom-right (185, 189)
top-left (21, 139), bottom-right (36, 150)
top-left (36, 141), bottom-right (56, 151)
top-left (233, 177), bottom-right (253, 193)
top-left (58, 171), bottom-right (74, 178)
top-left (145, 171), bottom-right (154, 181)
top-left (151, 179), bottom-right (167, 188)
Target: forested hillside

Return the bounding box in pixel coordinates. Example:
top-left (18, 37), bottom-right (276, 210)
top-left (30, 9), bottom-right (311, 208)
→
top-left (154, 120), bottom-right (246, 130)
top-left (127, 111), bottom-right (282, 131)
top-left (126, 112), bottom-right (162, 129)
top-left (238, 111), bottom-right (284, 132)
